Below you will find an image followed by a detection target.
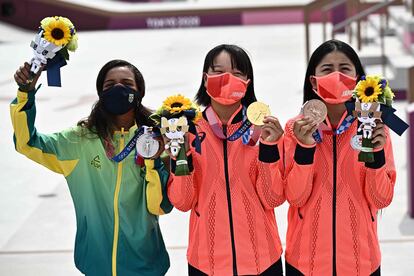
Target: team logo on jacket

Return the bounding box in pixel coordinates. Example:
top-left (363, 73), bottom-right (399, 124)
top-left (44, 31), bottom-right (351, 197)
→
top-left (91, 155), bottom-right (101, 169)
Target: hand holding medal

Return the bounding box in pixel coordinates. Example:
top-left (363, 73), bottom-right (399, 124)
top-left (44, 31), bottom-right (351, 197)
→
top-left (302, 99), bottom-right (328, 125)
top-left (247, 102), bottom-right (283, 143)
top-left (106, 125), bottom-right (161, 166)
top-left (293, 99), bottom-right (327, 145)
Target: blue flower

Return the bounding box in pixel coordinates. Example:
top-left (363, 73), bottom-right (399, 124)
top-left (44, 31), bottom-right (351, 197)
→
top-left (380, 79), bottom-right (387, 89)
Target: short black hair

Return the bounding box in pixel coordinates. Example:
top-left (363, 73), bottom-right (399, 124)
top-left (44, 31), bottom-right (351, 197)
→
top-left (195, 44), bottom-right (257, 107)
top-left (303, 39), bottom-right (366, 103)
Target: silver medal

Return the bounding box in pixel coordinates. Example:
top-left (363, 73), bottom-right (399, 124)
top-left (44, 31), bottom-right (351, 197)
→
top-left (351, 134), bottom-right (363, 151)
top-left (351, 134), bottom-right (373, 152)
top-left (136, 132), bottom-right (159, 159)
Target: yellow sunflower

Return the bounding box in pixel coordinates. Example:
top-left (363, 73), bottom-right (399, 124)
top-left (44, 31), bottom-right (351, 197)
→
top-left (59, 16), bottom-right (75, 29)
top-left (192, 103), bottom-right (203, 122)
top-left (162, 94), bottom-right (192, 113)
top-left (42, 17), bottom-right (72, 46)
top-left (355, 77), bottom-right (382, 103)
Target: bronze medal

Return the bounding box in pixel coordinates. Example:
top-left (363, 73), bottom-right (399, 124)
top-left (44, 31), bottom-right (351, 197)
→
top-left (303, 99), bottom-right (327, 124)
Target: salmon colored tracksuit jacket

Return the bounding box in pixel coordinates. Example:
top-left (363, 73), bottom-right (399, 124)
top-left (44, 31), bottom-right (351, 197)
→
top-left (168, 108), bottom-right (285, 276)
top-left (284, 115), bottom-right (396, 276)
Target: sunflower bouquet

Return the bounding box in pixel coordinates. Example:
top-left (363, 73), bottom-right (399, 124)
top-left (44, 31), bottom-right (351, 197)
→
top-left (150, 94), bottom-right (202, 176)
top-left (26, 16), bottom-right (78, 88)
top-left (352, 75), bottom-right (394, 162)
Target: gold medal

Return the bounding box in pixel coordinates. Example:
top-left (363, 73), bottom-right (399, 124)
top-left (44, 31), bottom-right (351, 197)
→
top-left (302, 99), bottom-right (327, 124)
top-left (247, 102), bottom-right (271, 126)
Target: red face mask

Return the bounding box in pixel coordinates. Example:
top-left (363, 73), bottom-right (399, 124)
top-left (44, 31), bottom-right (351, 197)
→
top-left (312, 71), bottom-right (356, 104)
top-left (206, 72), bottom-right (250, 105)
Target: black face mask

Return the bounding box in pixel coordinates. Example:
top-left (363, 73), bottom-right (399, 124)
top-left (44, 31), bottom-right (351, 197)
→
top-left (100, 85), bottom-right (140, 115)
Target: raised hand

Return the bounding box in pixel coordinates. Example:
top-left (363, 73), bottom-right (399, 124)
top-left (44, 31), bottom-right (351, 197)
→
top-left (14, 62), bottom-right (43, 92)
top-left (371, 121), bottom-right (386, 149)
top-left (261, 116), bottom-right (284, 143)
top-left (293, 116), bottom-right (319, 145)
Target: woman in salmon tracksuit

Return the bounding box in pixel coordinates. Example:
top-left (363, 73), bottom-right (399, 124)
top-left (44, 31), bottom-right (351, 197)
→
top-left (167, 44), bottom-right (285, 276)
top-left (284, 39), bottom-right (396, 276)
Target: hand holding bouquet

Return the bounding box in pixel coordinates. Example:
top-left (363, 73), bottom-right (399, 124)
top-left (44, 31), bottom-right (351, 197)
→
top-left (23, 16), bottom-right (78, 89)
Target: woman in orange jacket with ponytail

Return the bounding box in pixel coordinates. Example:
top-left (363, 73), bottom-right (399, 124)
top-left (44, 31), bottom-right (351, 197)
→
top-left (284, 40), bottom-right (396, 276)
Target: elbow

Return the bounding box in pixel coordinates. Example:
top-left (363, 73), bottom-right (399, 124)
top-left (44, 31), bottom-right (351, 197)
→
top-left (371, 191), bottom-right (394, 209)
top-left (167, 177), bottom-right (195, 212)
top-left (15, 144), bottom-right (28, 157)
top-left (286, 198), bottom-right (306, 208)
top-left (13, 136), bottom-right (22, 153)
top-left (261, 195), bottom-right (286, 210)
top-left (285, 184), bottom-right (312, 207)
top-left (154, 199), bottom-right (174, 216)
top-left (162, 204), bottom-right (174, 215)
top-left (167, 191), bottom-right (193, 212)
top-left (174, 204), bottom-right (192, 212)
top-left (15, 143), bottom-right (27, 155)
top-left (365, 176), bottom-right (396, 209)
top-left (285, 192), bottom-right (310, 208)
top-left (170, 198), bottom-right (192, 212)
top-left (148, 207), bottom-right (164, 216)
top-left (285, 175), bottom-right (313, 208)
top-left (148, 202), bottom-right (174, 216)
top-left (13, 134), bottom-right (28, 155)
top-left (14, 144), bottom-right (22, 153)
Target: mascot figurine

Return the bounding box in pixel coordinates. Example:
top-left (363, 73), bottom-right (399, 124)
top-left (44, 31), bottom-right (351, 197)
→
top-left (350, 75), bottom-right (408, 162)
top-left (151, 94), bottom-right (201, 176)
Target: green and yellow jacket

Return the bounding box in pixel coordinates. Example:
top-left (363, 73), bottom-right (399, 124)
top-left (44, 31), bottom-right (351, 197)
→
top-left (10, 90), bottom-right (173, 276)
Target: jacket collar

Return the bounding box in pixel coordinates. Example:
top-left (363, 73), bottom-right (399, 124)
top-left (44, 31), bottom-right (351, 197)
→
top-left (202, 105), bottom-right (244, 125)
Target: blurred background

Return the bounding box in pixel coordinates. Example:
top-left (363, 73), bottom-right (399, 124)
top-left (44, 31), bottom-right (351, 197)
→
top-left (0, 0), bottom-right (413, 275)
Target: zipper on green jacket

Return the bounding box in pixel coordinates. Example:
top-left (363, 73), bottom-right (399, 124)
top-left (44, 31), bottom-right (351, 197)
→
top-left (112, 129), bottom-right (125, 276)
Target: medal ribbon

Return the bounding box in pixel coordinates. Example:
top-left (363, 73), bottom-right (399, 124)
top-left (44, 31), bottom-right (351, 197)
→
top-left (311, 114), bottom-right (355, 143)
top-left (205, 106), bottom-right (259, 144)
top-left (380, 104), bottom-right (409, 136)
top-left (46, 53), bottom-right (67, 87)
top-left (251, 127), bottom-right (261, 145)
top-left (111, 126), bottom-right (147, 163)
top-left (312, 130), bottom-right (323, 143)
top-left (335, 114), bottom-right (356, 135)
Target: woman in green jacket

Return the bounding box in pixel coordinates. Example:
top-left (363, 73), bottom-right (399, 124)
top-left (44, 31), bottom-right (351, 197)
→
top-left (10, 59), bottom-right (172, 276)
